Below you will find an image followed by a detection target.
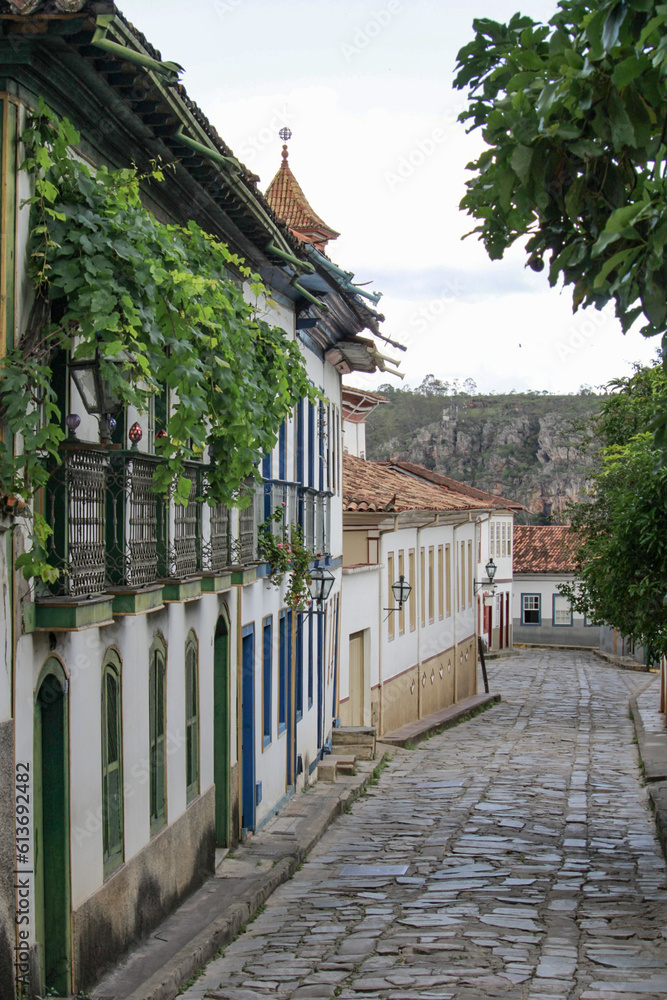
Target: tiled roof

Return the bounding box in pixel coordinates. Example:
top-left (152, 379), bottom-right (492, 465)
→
top-left (265, 146), bottom-right (339, 248)
top-left (342, 385), bottom-right (388, 403)
top-left (0, 2), bottom-right (392, 354)
top-left (513, 525), bottom-right (577, 574)
top-left (341, 385), bottom-right (388, 422)
top-left (343, 453), bottom-right (490, 514)
top-left (380, 461), bottom-right (525, 511)
top-left (2, 1), bottom-right (90, 11)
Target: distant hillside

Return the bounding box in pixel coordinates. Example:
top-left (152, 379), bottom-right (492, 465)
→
top-left (364, 387), bottom-right (602, 521)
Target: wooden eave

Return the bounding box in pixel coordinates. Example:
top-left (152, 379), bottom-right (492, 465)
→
top-left (0, 6), bottom-right (393, 369)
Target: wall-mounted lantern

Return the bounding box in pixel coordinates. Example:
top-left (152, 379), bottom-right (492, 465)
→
top-left (69, 348), bottom-right (125, 442)
top-left (384, 574), bottom-right (412, 615)
top-left (474, 558), bottom-right (497, 595)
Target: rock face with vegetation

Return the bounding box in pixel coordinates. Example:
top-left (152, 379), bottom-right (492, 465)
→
top-left (365, 384), bottom-right (602, 520)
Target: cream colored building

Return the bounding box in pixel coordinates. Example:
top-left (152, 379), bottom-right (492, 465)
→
top-left (341, 452), bottom-right (492, 736)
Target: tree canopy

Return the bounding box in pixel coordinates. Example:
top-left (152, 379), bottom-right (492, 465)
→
top-left (455, 0), bottom-right (667, 344)
top-left (562, 361), bottom-right (667, 659)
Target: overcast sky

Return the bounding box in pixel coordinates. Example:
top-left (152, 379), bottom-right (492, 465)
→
top-left (118, 0), bottom-right (658, 394)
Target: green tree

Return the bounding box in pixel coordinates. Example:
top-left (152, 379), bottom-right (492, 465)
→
top-left (562, 361), bottom-right (667, 659)
top-left (455, 0), bottom-right (667, 341)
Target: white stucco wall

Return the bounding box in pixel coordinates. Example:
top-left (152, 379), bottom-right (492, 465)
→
top-left (342, 418), bottom-right (366, 459)
top-left (339, 516), bottom-right (478, 733)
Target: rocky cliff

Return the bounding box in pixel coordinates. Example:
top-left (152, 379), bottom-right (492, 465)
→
top-left (365, 391), bottom-right (602, 519)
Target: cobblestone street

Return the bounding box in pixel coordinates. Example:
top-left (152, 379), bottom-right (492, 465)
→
top-left (182, 650), bottom-right (667, 1000)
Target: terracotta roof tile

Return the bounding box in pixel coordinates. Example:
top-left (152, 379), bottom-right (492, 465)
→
top-left (3, 1), bottom-right (90, 11)
top-left (513, 525), bottom-right (577, 574)
top-left (379, 461), bottom-right (525, 511)
top-left (265, 145), bottom-right (339, 248)
top-left (343, 453), bottom-right (490, 514)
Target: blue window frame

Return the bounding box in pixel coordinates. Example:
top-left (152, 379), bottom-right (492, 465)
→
top-left (279, 420), bottom-right (287, 481)
top-left (262, 617), bottom-right (272, 748)
top-left (584, 616), bottom-right (597, 627)
top-left (278, 610), bottom-right (290, 735)
top-left (295, 613), bottom-right (303, 722)
top-left (262, 451), bottom-right (271, 481)
top-left (308, 402), bottom-right (316, 488)
top-left (296, 399), bottom-right (304, 485)
top-left (308, 614), bottom-right (314, 710)
top-left (318, 401), bottom-right (325, 492)
top-left (552, 594), bottom-right (573, 626)
top-left (521, 593), bottom-right (541, 625)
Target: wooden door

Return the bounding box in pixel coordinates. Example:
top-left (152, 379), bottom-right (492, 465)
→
top-left (348, 631), bottom-right (365, 726)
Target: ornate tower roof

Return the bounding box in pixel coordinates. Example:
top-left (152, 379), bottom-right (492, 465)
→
top-left (265, 134), bottom-right (339, 251)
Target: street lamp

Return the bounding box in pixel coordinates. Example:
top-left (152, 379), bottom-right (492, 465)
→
top-left (307, 566), bottom-right (335, 614)
top-left (474, 558), bottom-right (497, 594)
top-left (384, 575), bottom-right (412, 614)
top-left (69, 348), bottom-right (126, 442)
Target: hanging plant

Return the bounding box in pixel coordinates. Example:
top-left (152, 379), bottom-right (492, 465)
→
top-left (0, 99), bottom-right (318, 581)
top-left (257, 506), bottom-right (314, 612)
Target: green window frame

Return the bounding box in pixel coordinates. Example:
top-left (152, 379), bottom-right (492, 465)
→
top-left (149, 636), bottom-right (167, 834)
top-left (101, 650), bottom-right (124, 876)
top-left (185, 631), bottom-right (200, 803)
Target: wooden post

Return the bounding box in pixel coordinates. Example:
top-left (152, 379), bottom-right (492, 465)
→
top-left (290, 606), bottom-right (297, 786)
top-left (478, 635), bottom-right (489, 694)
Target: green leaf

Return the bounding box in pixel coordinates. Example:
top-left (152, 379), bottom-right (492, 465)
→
top-left (603, 201), bottom-right (649, 234)
top-left (510, 144), bottom-right (533, 183)
top-left (593, 247), bottom-right (640, 288)
top-left (612, 54), bottom-right (650, 90)
top-left (517, 50), bottom-right (543, 71)
top-left (601, 3), bottom-right (628, 54)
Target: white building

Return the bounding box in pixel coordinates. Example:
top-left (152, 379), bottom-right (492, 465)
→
top-left (0, 6), bottom-right (398, 997)
top-left (380, 462), bottom-right (523, 654)
top-left (341, 452), bottom-right (495, 736)
top-left (512, 525), bottom-right (600, 647)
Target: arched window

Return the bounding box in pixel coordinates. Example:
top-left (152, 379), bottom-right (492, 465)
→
top-left (149, 636), bottom-right (167, 833)
top-left (101, 650), bottom-right (123, 874)
top-left (185, 632), bottom-right (199, 803)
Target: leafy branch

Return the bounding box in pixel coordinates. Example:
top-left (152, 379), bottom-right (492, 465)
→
top-left (257, 506), bottom-right (317, 612)
top-left (0, 99), bottom-right (317, 580)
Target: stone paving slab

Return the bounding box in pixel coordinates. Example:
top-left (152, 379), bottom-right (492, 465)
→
top-left (94, 650), bottom-right (667, 1000)
top-left (177, 649), bottom-right (667, 1000)
top-left (91, 755), bottom-right (388, 1000)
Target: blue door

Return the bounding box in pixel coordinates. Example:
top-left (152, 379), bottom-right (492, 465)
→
top-left (241, 625), bottom-right (255, 833)
top-left (285, 610), bottom-right (293, 785)
top-left (317, 614), bottom-right (324, 750)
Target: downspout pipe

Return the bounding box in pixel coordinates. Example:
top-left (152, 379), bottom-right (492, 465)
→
top-left (452, 520), bottom-right (463, 704)
top-left (92, 16), bottom-right (184, 81)
top-left (474, 512), bottom-right (491, 653)
top-left (377, 514), bottom-right (399, 734)
top-left (304, 248), bottom-right (384, 306)
top-left (265, 240), bottom-right (315, 274)
top-left (416, 513), bottom-right (441, 719)
top-left (174, 125), bottom-right (241, 171)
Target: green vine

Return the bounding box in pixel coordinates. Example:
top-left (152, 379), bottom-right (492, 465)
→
top-left (257, 506), bottom-right (317, 612)
top-left (0, 99), bottom-right (317, 580)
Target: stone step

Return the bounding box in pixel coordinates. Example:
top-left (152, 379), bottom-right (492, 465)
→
top-left (331, 753), bottom-right (357, 775)
top-left (332, 726), bottom-right (376, 759)
top-left (335, 742), bottom-right (374, 760)
top-left (317, 758), bottom-right (338, 782)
